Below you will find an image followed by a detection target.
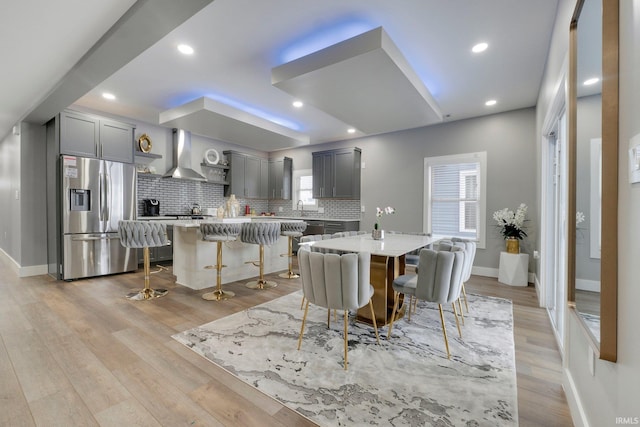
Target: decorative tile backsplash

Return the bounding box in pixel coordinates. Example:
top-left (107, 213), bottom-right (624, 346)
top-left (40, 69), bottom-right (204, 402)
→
top-left (137, 174), bottom-right (360, 219)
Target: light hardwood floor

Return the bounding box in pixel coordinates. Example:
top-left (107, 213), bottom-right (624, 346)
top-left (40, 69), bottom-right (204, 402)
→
top-left (0, 255), bottom-right (572, 426)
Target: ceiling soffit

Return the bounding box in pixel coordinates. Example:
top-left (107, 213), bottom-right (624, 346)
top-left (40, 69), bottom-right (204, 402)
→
top-left (271, 26), bottom-right (443, 135)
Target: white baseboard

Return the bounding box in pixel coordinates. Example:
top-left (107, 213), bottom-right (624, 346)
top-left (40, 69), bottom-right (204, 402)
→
top-left (0, 248), bottom-right (48, 277)
top-left (563, 368), bottom-right (589, 427)
top-left (576, 278), bottom-right (600, 292)
top-left (471, 266), bottom-right (535, 284)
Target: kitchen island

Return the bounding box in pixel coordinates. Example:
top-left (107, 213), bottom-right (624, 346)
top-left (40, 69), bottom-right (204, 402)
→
top-left (144, 217), bottom-right (293, 290)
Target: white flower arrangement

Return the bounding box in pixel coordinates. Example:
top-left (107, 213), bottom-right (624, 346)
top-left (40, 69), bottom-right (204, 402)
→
top-left (576, 211), bottom-right (585, 226)
top-left (375, 206), bottom-right (395, 230)
top-left (493, 203), bottom-right (528, 240)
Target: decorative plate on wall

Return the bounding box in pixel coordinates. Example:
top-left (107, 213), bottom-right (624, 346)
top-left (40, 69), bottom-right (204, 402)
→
top-left (138, 134), bottom-right (152, 153)
top-left (204, 148), bottom-right (220, 165)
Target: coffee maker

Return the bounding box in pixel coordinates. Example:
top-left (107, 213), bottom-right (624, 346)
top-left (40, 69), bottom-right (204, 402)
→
top-left (143, 199), bottom-right (160, 216)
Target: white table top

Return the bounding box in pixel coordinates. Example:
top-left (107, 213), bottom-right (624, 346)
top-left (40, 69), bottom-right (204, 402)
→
top-left (309, 234), bottom-right (438, 257)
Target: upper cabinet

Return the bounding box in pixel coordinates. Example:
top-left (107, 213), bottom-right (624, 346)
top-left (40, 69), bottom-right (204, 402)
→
top-left (269, 157), bottom-right (292, 200)
top-left (224, 151), bottom-right (269, 199)
top-left (312, 147), bottom-right (361, 199)
top-left (60, 110), bottom-right (135, 163)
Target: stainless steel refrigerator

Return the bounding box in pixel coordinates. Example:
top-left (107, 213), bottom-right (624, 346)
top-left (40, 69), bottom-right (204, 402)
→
top-left (59, 155), bottom-right (137, 280)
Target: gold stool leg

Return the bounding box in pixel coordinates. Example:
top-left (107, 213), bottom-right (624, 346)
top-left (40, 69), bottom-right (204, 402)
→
top-left (279, 236), bottom-right (300, 279)
top-left (126, 247), bottom-right (168, 300)
top-left (203, 242), bottom-right (235, 301)
top-left (246, 245), bottom-right (277, 289)
top-left (462, 283), bottom-right (469, 312)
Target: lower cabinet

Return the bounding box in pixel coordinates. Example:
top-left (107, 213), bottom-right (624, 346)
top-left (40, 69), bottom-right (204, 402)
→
top-left (324, 220), bottom-right (360, 235)
top-left (138, 225), bottom-right (173, 264)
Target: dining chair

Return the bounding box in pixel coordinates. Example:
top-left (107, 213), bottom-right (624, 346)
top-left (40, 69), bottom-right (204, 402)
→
top-left (439, 239), bottom-right (475, 313)
top-left (297, 250), bottom-right (380, 370)
top-left (387, 247), bottom-right (465, 359)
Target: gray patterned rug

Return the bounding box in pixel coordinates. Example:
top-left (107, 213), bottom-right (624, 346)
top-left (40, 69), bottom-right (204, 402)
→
top-left (173, 291), bottom-right (518, 426)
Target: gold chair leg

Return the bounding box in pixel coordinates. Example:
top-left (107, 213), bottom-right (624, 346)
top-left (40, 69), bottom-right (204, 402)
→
top-left (300, 295), bottom-right (306, 309)
top-left (462, 283), bottom-right (469, 312)
top-left (387, 292), bottom-right (400, 339)
top-left (452, 302), bottom-right (462, 338)
top-left (457, 298), bottom-right (465, 325)
top-left (246, 245), bottom-right (277, 289)
top-left (126, 247), bottom-right (168, 300)
top-left (203, 242), bottom-right (234, 301)
top-left (298, 300), bottom-right (310, 350)
top-left (279, 236), bottom-right (300, 279)
top-left (368, 299), bottom-right (381, 344)
top-left (343, 310), bottom-right (348, 370)
top-left (438, 304), bottom-right (451, 359)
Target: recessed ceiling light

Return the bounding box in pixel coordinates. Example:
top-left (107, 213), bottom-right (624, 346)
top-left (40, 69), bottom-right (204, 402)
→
top-left (292, 100), bottom-right (304, 108)
top-left (177, 44), bottom-right (194, 55)
top-left (472, 42), bottom-right (488, 53)
top-left (583, 77), bottom-right (600, 86)
top-left (485, 99), bottom-right (497, 106)
top-left (347, 128), bottom-right (356, 134)
top-left (102, 92), bottom-right (116, 100)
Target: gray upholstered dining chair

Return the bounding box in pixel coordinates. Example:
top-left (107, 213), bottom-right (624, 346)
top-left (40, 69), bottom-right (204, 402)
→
top-left (118, 220), bottom-right (170, 301)
top-left (297, 250), bottom-right (381, 370)
top-left (452, 238), bottom-right (476, 312)
top-left (387, 247), bottom-right (465, 359)
top-left (439, 239), bottom-right (476, 313)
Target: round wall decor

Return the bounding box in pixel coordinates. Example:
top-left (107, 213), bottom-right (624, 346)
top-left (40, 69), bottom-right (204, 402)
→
top-left (204, 148), bottom-right (220, 165)
top-left (138, 134), bottom-right (152, 153)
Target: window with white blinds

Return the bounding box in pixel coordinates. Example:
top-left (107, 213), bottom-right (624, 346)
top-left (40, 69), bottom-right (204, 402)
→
top-left (292, 169), bottom-right (318, 211)
top-left (424, 152), bottom-right (487, 248)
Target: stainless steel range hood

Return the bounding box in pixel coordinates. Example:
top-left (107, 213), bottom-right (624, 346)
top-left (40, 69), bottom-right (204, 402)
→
top-left (163, 128), bottom-right (207, 181)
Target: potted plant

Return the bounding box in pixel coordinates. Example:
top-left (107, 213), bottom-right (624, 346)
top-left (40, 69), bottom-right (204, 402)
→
top-left (493, 203), bottom-right (528, 253)
top-left (373, 206), bottom-right (395, 240)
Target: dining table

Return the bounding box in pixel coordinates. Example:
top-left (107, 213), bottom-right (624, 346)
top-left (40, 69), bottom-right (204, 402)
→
top-left (307, 233), bottom-right (440, 326)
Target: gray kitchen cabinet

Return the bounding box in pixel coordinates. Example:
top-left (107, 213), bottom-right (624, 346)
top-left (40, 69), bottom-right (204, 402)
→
top-left (60, 110), bottom-right (135, 163)
top-left (268, 157), bottom-right (292, 199)
top-left (312, 147), bottom-right (361, 199)
top-left (224, 151), bottom-right (269, 199)
top-left (324, 220), bottom-right (360, 235)
top-left (138, 225), bottom-right (173, 264)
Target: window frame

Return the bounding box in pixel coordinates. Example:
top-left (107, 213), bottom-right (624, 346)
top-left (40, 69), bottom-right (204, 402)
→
top-left (423, 152), bottom-right (487, 249)
top-left (292, 168), bottom-right (318, 211)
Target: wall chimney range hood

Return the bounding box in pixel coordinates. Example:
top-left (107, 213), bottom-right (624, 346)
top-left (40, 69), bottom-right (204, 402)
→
top-left (163, 128), bottom-right (207, 181)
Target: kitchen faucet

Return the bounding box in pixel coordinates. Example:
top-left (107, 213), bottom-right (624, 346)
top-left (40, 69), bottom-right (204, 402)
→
top-left (297, 200), bottom-right (304, 216)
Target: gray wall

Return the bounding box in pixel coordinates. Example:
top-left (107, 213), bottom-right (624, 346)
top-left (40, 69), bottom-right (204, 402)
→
top-left (277, 107), bottom-right (538, 272)
top-left (0, 122), bottom-right (47, 268)
top-left (0, 129), bottom-right (21, 263)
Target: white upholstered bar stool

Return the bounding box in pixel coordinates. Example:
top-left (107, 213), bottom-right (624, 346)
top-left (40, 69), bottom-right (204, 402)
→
top-left (241, 221), bottom-right (281, 289)
top-left (279, 221), bottom-right (307, 279)
top-left (200, 222), bottom-right (242, 301)
top-left (118, 220), bottom-right (170, 301)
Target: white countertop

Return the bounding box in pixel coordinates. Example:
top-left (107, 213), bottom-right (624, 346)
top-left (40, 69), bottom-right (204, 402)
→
top-left (309, 233), bottom-right (437, 257)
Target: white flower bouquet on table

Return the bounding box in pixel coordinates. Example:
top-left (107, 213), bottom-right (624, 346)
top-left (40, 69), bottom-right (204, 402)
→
top-left (375, 206), bottom-right (395, 230)
top-left (493, 203), bottom-right (528, 240)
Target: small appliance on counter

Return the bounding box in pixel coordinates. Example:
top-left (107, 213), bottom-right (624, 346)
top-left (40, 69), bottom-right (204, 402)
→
top-left (143, 199), bottom-right (160, 216)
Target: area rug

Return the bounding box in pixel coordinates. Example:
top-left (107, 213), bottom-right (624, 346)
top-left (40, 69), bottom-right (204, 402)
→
top-left (173, 292), bottom-right (518, 426)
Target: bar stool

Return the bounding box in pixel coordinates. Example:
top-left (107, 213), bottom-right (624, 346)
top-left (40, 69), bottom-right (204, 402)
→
top-left (278, 221), bottom-right (307, 279)
top-left (118, 220), bottom-right (170, 301)
top-left (200, 222), bottom-right (242, 301)
top-left (241, 221), bottom-right (281, 289)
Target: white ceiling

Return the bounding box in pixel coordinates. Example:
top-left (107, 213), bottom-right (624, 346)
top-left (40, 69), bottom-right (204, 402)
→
top-left (2, 0), bottom-right (561, 151)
